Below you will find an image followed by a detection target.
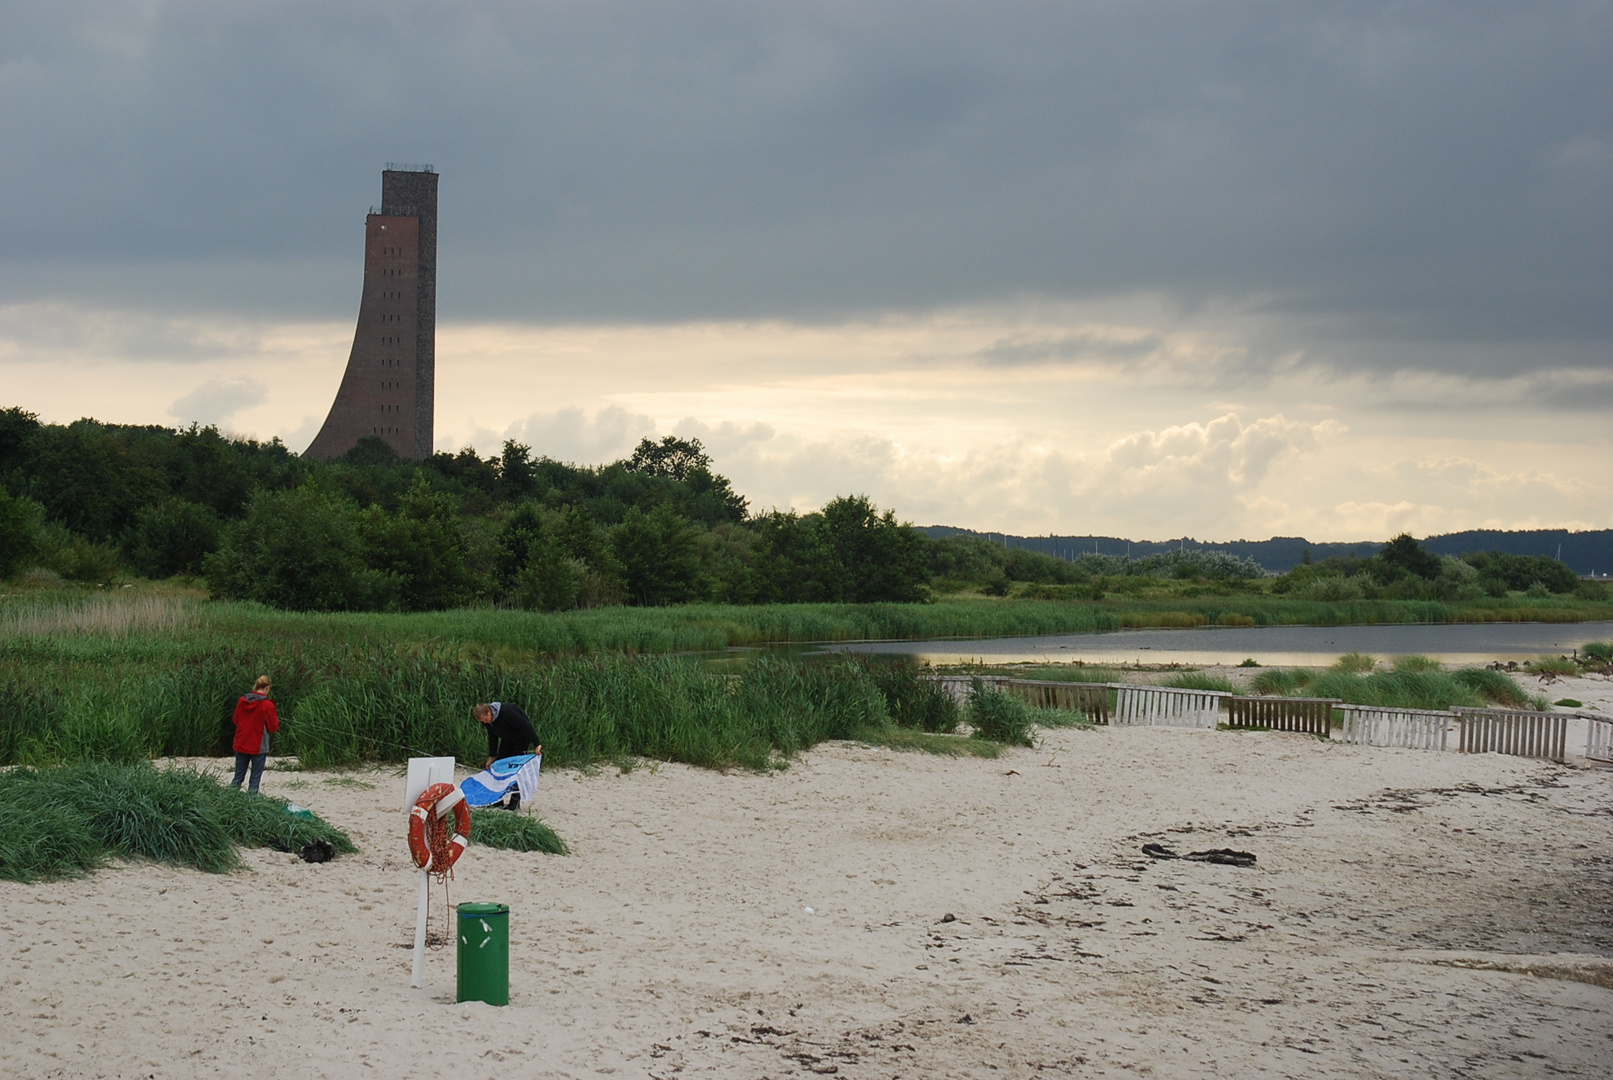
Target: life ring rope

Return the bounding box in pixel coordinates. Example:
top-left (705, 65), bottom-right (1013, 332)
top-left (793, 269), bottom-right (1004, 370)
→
top-left (408, 782), bottom-right (472, 878)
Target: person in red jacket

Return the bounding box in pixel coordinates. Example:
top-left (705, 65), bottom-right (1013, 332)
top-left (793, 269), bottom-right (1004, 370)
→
top-left (230, 675), bottom-right (280, 793)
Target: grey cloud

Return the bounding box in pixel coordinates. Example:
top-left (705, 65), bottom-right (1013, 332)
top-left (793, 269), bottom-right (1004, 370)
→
top-left (1, 2), bottom-right (1609, 373)
top-left (169, 376), bottom-right (268, 425)
top-left (975, 328), bottom-right (1168, 367)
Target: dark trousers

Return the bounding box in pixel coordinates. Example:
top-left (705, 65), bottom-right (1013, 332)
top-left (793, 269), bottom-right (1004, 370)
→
top-left (231, 752), bottom-right (266, 792)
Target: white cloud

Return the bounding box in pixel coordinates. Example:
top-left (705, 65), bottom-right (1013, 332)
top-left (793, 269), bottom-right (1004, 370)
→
top-left (168, 376), bottom-right (268, 426)
top-left (503, 405), bottom-right (656, 465)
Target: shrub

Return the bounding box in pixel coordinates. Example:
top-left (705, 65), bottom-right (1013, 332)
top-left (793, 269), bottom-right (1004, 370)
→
top-left (127, 498), bottom-right (221, 578)
top-left (966, 680), bottom-right (1036, 747)
top-left (1584, 641), bottom-right (1613, 662)
top-left (0, 489), bottom-right (44, 578)
top-left (1333, 652), bottom-right (1377, 673)
top-left (35, 523), bottom-right (122, 583)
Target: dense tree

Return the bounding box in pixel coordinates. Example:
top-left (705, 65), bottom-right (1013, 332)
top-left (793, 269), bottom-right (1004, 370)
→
top-left (207, 485), bottom-right (397, 611)
top-left (1462, 550), bottom-right (1581, 596)
top-left (1374, 533), bottom-right (1443, 582)
top-left (126, 498), bottom-right (221, 578)
top-left (611, 504), bottom-right (704, 606)
top-left (356, 479), bottom-right (478, 611)
top-left (626, 435), bottom-right (710, 480)
top-left (818, 495), bottom-right (930, 603)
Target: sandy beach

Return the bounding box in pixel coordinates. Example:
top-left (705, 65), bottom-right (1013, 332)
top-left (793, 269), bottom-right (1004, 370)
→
top-left (3, 677), bottom-right (1611, 1079)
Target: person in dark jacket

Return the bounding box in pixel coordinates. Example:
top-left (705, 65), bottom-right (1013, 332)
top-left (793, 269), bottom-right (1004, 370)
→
top-left (473, 702), bottom-right (540, 810)
top-left (230, 676), bottom-right (280, 793)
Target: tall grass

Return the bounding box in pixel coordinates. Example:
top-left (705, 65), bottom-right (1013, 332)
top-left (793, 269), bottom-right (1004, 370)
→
top-left (4, 590), bottom-right (1599, 769)
top-left (0, 762), bottom-right (354, 882)
top-left (1249, 657), bottom-right (1541, 710)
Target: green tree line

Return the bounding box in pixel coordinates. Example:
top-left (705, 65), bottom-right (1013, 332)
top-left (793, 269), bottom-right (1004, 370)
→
top-left (1, 408), bottom-right (1599, 610)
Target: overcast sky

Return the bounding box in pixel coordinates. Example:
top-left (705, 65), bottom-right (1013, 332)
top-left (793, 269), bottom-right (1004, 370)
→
top-left (4, 1), bottom-right (1610, 540)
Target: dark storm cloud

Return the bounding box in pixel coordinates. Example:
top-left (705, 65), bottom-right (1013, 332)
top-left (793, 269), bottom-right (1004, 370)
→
top-left (2, 1), bottom-right (1609, 366)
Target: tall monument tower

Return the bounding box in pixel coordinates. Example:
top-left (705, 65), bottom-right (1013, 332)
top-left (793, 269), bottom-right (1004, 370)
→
top-left (306, 165), bottom-right (437, 460)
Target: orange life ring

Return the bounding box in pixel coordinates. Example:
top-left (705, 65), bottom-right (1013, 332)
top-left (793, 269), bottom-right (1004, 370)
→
top-left (408, 782), bottom-right (471, 873)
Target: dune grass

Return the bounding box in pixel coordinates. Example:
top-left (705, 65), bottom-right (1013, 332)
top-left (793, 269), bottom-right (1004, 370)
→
top-left (1162, 672), bottom-right (1238, 692)
top-left (1249, 656), bottom-right (1543, 711)
top-left (467, 808), bottom-right (569, 855)
top-left (0, 762), bottom-right (355, 883)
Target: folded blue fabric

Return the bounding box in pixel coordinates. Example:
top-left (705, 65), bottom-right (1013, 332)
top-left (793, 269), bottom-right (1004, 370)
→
top-left (459, 754), bottom-right (540, 807)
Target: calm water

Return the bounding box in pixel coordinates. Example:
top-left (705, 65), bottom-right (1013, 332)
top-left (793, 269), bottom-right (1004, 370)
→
top-left (809, 620), bottom-right (1613, 667)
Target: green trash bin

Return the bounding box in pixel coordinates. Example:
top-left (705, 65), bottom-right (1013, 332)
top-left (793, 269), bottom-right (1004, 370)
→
top-left (456, 902), bottom-right (510, 1006)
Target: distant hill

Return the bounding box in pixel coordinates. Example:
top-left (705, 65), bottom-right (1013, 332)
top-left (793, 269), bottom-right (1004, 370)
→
top-left (918, 526), bottom-right (1613, 575)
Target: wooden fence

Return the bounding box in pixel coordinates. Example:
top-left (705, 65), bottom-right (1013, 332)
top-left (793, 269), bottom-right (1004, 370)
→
top-left (1227, 695), bottom-right (1337, 737)
top-left (1334, 705), bottom-right (1453, 750)
top-left (1584, 714), bottom-right (1613, 764)
top-left (928, 676), bottom-right (1112, 723)
top-left (999, 680), bottom-right (1113, 725)
top-left (1112, 685), bottom-right (1229, 729)
top-left (931, 675), bottom-right (993, 707)
top-left (1455, 708), bottom-right (1567, 762)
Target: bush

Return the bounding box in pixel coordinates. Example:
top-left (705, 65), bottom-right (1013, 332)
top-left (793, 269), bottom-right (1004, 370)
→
top-left (35, 523), bottom-right (122, 583)
top-left (966, 680), bottom-right (1036, 747)
top-left (1584, 641), bottom-right (1613, 662)
top-left (0, 489), bottom-right (44, 578)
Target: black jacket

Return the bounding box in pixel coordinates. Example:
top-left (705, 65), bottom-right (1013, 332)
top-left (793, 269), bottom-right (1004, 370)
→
top-left (485, 702), bottom-right (539, 761)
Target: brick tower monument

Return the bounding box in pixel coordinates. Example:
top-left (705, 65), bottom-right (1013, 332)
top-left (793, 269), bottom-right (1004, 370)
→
top-left (306, 165), bottom-right (438, 460)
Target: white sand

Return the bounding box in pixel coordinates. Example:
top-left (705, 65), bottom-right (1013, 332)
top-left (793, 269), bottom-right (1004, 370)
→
top-left (4, 709), bottom-right (1612, 1078)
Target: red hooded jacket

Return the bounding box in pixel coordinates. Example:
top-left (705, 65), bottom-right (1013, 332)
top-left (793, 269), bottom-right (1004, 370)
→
top-left (231, 692), bottom-right (280, 755)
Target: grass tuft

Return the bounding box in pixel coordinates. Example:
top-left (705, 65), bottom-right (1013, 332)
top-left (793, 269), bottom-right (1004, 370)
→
top-left (1162, 671), bottom-right (1237, 692)
top-left (0, 762), bottom-right (354, 882)
top-left (468, 808), bottom-right (569, 855)
top-left (966, 681), bottom-right (1037, 747)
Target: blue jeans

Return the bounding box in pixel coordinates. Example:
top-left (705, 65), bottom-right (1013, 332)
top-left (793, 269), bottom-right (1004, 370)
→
top-left (231, 752), bottom-right (266, 792)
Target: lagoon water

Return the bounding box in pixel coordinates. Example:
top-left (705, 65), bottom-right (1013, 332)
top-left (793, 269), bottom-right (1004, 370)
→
top-left (814, 620), bottom-right (1613, 667)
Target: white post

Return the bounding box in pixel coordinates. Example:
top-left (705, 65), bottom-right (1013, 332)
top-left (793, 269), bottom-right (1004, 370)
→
top-left (404, 756), bottom-right (457, 989)
top-left (411, 869), bottom-right (430, 988)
